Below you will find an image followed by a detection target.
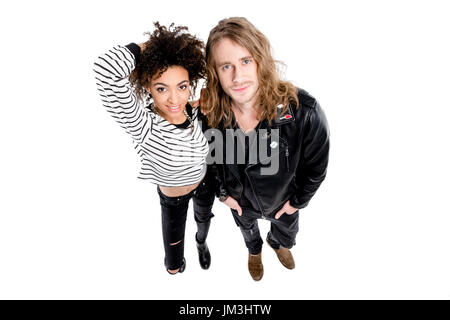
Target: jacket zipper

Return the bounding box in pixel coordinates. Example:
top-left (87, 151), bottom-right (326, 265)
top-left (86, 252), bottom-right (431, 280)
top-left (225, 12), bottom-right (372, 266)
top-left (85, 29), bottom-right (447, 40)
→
top-left (244, 140), bottom-right (289, 218)
top-left (245, 166), bottom-right (267, 218)
top-left (285, 147), bottom-right (290, 172)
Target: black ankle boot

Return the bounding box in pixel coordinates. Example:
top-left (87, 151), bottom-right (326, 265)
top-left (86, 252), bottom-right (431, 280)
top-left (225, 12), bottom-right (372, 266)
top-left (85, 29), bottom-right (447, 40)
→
top-left (196, 234), bottom-right (211, 270)
top-left (166, 258), bottom-right (186, 275)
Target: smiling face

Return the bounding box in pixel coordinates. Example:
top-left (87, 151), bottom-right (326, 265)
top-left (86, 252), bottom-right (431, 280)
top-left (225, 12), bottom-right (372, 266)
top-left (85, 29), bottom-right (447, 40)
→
top-left (146, 66), bottom-right (190, 122)
top-left (213, 38), bottom-right (259, 109)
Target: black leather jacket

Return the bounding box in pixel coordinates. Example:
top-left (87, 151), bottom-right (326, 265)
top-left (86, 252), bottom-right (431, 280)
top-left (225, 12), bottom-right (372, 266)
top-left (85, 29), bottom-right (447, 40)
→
top-left (211, 88), bottom-right (330, 216)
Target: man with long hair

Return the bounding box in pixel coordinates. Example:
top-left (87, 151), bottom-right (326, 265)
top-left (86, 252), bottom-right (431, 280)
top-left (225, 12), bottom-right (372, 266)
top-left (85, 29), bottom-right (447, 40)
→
top-left (202, 17), bottom-right (330, 281)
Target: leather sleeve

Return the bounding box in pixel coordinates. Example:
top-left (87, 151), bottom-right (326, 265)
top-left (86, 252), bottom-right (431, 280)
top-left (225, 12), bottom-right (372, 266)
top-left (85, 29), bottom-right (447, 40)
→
top-left (210, 163), bottom-right (229, 198)
top-left (197, 109), bottom-right (229, 199)
top-left (290, 101), bottom-right (330, 209)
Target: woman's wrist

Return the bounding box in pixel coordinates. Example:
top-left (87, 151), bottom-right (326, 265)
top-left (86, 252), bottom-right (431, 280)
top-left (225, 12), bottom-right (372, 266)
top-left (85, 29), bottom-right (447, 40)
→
top-left (125, 43), bottom-right (141, 64)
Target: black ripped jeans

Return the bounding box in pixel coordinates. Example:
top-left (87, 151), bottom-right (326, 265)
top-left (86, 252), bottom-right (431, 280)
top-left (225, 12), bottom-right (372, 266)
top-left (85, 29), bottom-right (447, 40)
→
top-left (157, 179), bottom-right (215, 270)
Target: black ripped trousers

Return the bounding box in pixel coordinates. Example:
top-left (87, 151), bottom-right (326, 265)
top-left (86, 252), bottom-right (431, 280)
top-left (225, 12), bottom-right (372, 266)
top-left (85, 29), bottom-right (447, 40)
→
top-left (157, 179), bottom-right (215, 270)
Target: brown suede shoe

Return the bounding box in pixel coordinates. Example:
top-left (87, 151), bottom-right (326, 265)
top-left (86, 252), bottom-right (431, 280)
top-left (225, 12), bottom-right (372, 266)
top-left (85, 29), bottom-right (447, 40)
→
top-left (266, 238), bottom-right (295, 269)
top-left (248, 253), bottom-right (264, 281)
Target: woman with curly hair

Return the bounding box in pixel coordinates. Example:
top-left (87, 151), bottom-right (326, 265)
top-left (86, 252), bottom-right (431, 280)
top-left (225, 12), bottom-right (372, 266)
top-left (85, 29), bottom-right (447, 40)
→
top-left (93, 23), bottom-right (215, 275)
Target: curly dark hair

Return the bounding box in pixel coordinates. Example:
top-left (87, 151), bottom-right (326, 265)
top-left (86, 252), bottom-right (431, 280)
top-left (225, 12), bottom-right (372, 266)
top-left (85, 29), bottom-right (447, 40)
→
top-left (130, 22), bottom-right (206, 102)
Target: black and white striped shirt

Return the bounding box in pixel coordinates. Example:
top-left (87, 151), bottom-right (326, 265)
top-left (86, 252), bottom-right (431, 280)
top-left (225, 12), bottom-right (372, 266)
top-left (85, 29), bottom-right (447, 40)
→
top-left (93, 44), bottom-right (209, 187)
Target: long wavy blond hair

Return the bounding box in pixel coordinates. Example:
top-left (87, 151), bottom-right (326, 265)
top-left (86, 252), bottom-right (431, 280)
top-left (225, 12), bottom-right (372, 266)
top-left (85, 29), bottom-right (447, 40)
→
top-left (203, 17), bottom-right (299, 128)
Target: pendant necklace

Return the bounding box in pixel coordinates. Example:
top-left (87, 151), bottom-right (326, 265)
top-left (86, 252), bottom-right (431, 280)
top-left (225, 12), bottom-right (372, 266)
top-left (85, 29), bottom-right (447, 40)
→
top-left (183, 109), bottom-right (194, 135)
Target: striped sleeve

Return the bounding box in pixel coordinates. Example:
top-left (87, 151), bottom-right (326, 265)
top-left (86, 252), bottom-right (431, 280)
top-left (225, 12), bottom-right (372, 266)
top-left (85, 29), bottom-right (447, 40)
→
top-left (93, 45), bottom-right (151, 143)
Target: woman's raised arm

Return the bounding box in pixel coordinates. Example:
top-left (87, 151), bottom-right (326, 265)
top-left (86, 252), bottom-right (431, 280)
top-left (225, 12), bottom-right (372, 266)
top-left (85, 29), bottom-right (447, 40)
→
top-left (93, 44), bottom-right (151, 143)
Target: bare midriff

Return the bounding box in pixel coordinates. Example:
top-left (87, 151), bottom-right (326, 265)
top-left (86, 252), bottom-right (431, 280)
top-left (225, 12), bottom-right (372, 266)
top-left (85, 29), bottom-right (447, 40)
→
top-left (159, 180), bottom-right (201, 197)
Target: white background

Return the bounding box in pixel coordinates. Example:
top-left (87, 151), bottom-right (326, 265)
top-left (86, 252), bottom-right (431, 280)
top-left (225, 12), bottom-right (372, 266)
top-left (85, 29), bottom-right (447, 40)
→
top-left (0, 0), bottom-right (449, 299)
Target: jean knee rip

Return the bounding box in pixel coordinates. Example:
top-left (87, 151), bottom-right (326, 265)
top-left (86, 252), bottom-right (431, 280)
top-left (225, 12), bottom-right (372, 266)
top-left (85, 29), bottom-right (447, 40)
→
top-left (169, 240), bottom-right (182, 246)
